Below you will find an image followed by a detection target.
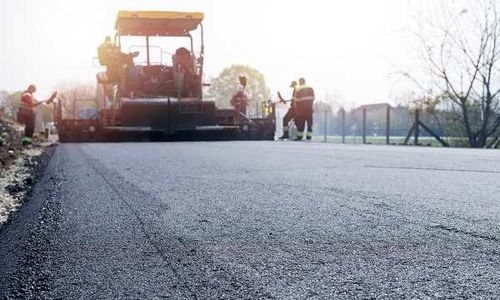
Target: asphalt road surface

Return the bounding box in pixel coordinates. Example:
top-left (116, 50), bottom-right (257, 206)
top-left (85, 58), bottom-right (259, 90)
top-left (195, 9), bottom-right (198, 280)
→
top-left (1, 142), bottom-right (500, 299)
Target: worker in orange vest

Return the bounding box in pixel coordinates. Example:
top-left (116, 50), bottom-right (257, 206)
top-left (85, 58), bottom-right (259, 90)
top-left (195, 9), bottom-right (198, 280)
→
top-left (231, 75), bottom-right (249, 116)
top-left (18, 84), bottom-right (57, 138)
top-left (294, 77), bottom-right (315, 141)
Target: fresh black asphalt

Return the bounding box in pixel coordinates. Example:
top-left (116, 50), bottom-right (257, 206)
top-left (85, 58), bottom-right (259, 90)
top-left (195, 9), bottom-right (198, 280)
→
top-left (1, 142), bottom-right (499, 299)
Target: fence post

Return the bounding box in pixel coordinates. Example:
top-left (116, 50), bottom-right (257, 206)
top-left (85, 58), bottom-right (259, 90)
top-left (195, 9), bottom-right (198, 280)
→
top-left (323, 108), bottom-right (327, 143)
top-left (341, 108), bottom-right (346, 143)
top-left (414, 109), bottom-right (419, 146)
top-left (255, 95), bottom-right (259, 118)
top-left (362, 108), bottom-right (367, 144)
top-left (386, 105), bottom-right (390, 145)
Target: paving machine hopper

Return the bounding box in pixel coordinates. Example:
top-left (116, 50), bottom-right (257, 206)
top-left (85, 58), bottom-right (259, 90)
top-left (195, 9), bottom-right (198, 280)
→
top-left (56, 11), bottom-right (275, 142)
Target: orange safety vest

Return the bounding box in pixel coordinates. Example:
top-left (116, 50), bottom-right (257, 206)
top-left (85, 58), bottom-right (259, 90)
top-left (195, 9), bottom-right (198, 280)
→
top-left (20, 92), bottom-right (36, 112)
top-left (295, 85), bottom-right (315, 102)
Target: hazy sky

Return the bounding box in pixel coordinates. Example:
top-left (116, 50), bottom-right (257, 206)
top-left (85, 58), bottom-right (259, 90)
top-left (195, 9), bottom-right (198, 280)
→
top-left (0, 0), bottom-right (419, 106)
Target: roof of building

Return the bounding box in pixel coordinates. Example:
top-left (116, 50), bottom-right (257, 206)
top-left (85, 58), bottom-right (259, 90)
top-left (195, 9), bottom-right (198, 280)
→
top-left (354, 103), bottom-right (393, 111)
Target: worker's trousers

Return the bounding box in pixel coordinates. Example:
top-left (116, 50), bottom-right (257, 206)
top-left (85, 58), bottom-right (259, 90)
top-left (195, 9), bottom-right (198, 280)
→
top-left (295, 100), bottom-right (313, 137)
top-left (282, 106), bottom-right (295, 130)
top-left (17, 109), bottom-right (36, 138)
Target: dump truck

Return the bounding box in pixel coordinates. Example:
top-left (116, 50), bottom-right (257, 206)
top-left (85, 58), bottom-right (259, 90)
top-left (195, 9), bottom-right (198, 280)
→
top-left (55, 11), bottom-right (275, 142)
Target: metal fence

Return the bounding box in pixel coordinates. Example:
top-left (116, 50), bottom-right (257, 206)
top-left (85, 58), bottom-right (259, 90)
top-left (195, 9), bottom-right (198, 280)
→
top-left (275, 104), bottom-right (453, 147)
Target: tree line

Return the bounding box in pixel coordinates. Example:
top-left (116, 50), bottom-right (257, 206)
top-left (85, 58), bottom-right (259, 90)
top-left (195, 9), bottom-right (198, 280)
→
top-left (400, 0), bottom-right (500, 148)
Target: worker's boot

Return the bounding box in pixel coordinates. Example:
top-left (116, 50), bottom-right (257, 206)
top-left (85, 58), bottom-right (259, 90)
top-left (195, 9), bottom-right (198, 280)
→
top-left (306, 131), bottom-right (312, 141)
top-left (294, 132), bottom-right (304, 141)
top-left (22, 137), bottom-right (32, 145)
top-left (279, 131), bottom-right (290, 140)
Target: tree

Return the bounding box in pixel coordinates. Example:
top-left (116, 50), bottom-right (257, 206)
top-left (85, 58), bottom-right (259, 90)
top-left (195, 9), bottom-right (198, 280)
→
top-left (0, 90), bottom-right (23, 118)
top-left (413, 0), bottom-right (500, 148)
top-left (206, 65), bottom-right (270, 117)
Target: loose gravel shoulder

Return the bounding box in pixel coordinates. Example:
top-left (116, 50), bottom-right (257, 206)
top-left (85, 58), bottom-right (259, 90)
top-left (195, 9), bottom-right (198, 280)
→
top-left (0, 114), bottom-right (24, 166)
top-left (0, 146), bottom-right (54, 225)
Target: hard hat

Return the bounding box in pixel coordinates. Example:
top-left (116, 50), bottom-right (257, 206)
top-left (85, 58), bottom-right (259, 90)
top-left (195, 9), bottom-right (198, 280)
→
top-left (290, 81), bottom-right (297, 87)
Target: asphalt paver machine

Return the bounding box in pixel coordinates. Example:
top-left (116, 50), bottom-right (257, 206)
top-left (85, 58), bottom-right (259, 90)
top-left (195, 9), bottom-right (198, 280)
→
top-left (56, 11), bottom-right (275, 142)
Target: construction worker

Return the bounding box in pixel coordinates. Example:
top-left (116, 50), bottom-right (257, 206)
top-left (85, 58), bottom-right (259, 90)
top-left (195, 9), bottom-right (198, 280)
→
top-left (97, 36), bottom-right (119, 66)
top-left (231, 75), bottom-right (249, 116)
top-left (279, 80), bottom-right (298, 140)
top-left (173, 47), bottom-right (194, 73)
top-left (97, 36), bottom-right (132, 83)
top-left (294, 77), bottom-right (315, 140)
top-left (18, 84), bottom-right (57, 139)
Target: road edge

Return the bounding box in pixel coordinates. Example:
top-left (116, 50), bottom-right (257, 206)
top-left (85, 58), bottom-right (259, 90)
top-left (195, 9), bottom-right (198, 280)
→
top-left (0, 144), bottom-right (57, 299)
